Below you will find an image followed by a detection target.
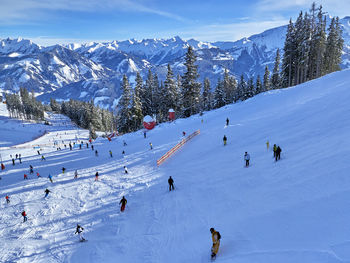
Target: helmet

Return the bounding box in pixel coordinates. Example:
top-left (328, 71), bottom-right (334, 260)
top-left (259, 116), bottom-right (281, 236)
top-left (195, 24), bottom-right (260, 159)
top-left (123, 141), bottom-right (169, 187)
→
top-left (210, 228), bottom-right (214, 232)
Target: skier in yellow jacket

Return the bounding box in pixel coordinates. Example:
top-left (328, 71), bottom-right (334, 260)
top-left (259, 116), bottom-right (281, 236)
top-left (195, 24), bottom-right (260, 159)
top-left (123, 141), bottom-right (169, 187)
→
top-left (210, 227), bottom-right (221, 259)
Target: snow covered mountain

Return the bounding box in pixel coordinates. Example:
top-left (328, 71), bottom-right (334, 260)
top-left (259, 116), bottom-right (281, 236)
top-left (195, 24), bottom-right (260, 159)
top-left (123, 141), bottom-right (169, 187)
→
top-left (0, 16), bottom-right (350, 109)
top-left (1, 68), bottom-right (350, 262)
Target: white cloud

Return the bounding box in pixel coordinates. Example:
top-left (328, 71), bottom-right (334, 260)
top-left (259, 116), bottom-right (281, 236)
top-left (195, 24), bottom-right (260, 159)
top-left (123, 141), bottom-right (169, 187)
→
top-left (0, 0), bottom-right (185, 23)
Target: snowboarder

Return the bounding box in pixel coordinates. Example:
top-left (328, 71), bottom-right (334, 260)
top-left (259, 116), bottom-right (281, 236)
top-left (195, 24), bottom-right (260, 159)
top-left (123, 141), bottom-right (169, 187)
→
top-left (273, 144), bottom-right (277, 158)
top-left (149, 142), bottom-right (153, 150)
top-left (41, 155), bottom-right (46, 161)
top-left (12, 158), bottom-right (15, 166)
top-left (119, 196), bottom-right (127, 212)
top-left (226, 118), bottom-right (229, 126)
top-left (266, 140), bottom-right (269, 150)
top-left (24, 174), bottom-right (28, 180)
top-left (223, 135), bottom-right (227, 146)
top-left (75, 224), bottom-right (86, 241)
top-left (124, 166), bottom-right (128, 174)
top-left (95, 172), bottom-right (99, 181)
top-left (210, 227), bottom-right (221, 260)
top-left (29, 165), bottom-right (34, 174)
top-left (168, 176), bottom-right (175, 191)
top-left (44, 188), bottom-right (51, 198)
top-left (95, 150), bottom-right (98, 157)
top-left (144, 132), bottom-right (147, 138)
top-left (109, 150), bottom-right (113, 157)
top-left (275, 146), bottom-right (282, 161)
top-left (36, 172), bottom-right (41, 178)
top-left (22, 211), bottom-right (27, 222)
top-left (62, 167), bottom-right (66, 174)
top-left (74, 170), bottom-right (78, 179)
top-left (48, 174), bottom-right (53, 183)
top-left (244, 152), bottom-right (250, 167)
top-left (5, 195), bottom-right (10, 204)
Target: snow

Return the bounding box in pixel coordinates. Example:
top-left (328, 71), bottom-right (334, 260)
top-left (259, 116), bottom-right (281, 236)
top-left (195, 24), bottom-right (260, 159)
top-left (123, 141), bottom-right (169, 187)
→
top-left (19, 73), bottom-right (30, 83)
top-left (1, 69), bottom-right (350, 262)
top-left (79, 92), bottom-right (88, 98)
top-left (8, 52), bottom-right (22, 57)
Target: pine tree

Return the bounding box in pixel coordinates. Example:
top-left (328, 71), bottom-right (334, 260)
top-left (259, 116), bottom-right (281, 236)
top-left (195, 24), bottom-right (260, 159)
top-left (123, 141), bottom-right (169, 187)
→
top-left (182, 46), bottom-right (201, 117)
top-left (131, 72), bottom-right (144, 130)
top-left (142, 69), bottom-right (154, 116)
top-left (202, 78), bottom-right (212, 111)
top-left (163, 64), bottom-right (180, 117)
top-left (213, 78), bottom-right (225, 109)
top-left (271, 49), bottom-right (281, 89)
top-left (263, 66), bottom-right (271, 91)
top-left (255, 75), bottom-right (263, 94)
top-left (117, 75), bottom-right (133, 133)
top-left (282, 19), bottom-right (296, 87)
top-left (236, 74), bottom-right (246, 101)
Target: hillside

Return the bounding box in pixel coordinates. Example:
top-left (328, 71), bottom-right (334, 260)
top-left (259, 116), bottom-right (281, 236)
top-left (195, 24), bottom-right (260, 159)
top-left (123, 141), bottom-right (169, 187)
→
top-left (1, 69), bottom-right (350, 262)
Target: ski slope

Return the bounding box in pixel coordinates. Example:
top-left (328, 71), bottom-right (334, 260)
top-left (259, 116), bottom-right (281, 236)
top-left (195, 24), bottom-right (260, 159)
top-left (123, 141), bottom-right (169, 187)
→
top-left (1, 69), bottom-right (350, 262)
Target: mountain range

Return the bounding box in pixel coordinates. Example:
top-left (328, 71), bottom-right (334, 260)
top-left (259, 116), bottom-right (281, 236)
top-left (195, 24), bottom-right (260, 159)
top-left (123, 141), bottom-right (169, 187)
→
top-left (0, 16), bottom-right (349, 109)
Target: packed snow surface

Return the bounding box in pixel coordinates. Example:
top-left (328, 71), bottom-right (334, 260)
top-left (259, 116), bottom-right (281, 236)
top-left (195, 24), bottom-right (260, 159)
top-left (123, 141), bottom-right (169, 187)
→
top-left (1, 69), bottom-right (350, 262)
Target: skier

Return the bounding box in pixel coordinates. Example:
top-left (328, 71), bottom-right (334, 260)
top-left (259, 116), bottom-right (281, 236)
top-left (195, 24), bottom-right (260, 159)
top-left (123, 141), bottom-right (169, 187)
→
top-left (37, 150), bottom-right (40, 155)
top-left (5, 195), bottom-right (10, 204)
top-left (119, 196), bottom-right (127, 212)
top-left (29, 165), bottom-right (34, 174)
top-left (275, 146), bottom-right (282, 161)
top-left (144, 132), bottom-right (147, 138)
top-left (210, 227), bottom-right (221, 260)
top-left (21, 211), bottom-right (27, 222)
top-left (15, 154), bottom-right (18, 159)
top-left (244, 152), bottom-right (250, 167)
top-left (62, 167), bottom-right (66, 174)
top-left (74, 170), bottom-right (78, 179)
top-left (24, 174), bottom-right (28, 180)
top-left (122, 150), bottom-right (125, 155)
top-left (266, 140), bottom-right (269, 150)
top-left (91, 145), bottom-right (94, 151)
top-left (123, 140), bottom-right (127, 146)
top-left (1, 163), bottom-right (5, 170)
top-left (44, 188), bottom-right (51, 198)
top-left (75, 224), bottom-right (86, 242)
top-left (48, 174), bottom-right (53, 183)
top-left (95, 150), bottom-right (98, 157)
top-left (19, 154), bottom-right (22, 164)
top-left (124, 166), bottom-right (128, 174)
top-left (168, 176), bottom-right (175, 191)
top-left (273, 144), bottom-right (277, 158)
top-left (109, 150), bottom-right (113, 157)
top-left (86, 143), bottom-right (89, 148)
top-left (12, 158), bottom-right (15, 166)
top-left (69, 143), bottom-right (72, 150)
top-left (226, 118), bottom-right (229, 126)
top-left (183, 131), bottom-right (186, 136)
top-left (149, 142), bottom-right (153, 150)
top-left (36, 172), bottom-right (41, 178)
top-left (41, 155), bottom-right (46, 161)
top-left (223, 135), bottom-right (227, 146)
top-left (79, 144), bottom-right (82, 150)
top-left (95, 172), bottom-right (99, 181)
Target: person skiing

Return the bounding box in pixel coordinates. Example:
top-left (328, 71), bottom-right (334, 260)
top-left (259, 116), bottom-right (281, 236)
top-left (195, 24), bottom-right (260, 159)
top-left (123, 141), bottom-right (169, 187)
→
top-left (144, 132), bottom-right (147, 138)
top-left (168, 176), bottom-right (175, 191)
top-left (123, 140), bottom-right (127, 146)
top-left (44, 188), bottom-right (51, 198)
top-left (75, 224), bottom-right (86, 241)
top-left (5, 195), bottom-right (10, 204)
top-left (15, 154), bottom-right (18, 159)
top-left (109, 150), bottom-right (113, 157)
top-left (273, 144), bottom-right (277, 158)
top-left (183, 131), bottom-right (186, 136)
top-left (86, 142), bottom-right (89, 148)
top-left (79, 144), bottom-right (82, 150)
top-left (19, 155), bottom-right (22, 164)
top-left (275, 146), bottom-right (282, 161)
top-left (119, 196), bottom-right (127, 212)
top-left (74, 170), bottom-right (78, 179)
top-left (149, 142), bottom-right (153, 150)
top-left (21, 211), bottom-right (27, 222)
top-left (122, 150), bottom-right (125, 155)
top-left (36, 172), bottom-right (41, 178)
top-left (210, 227), bottom-right (221, 260)
top-left (24, 174), bottom-right (28, 180)
top-left (12, 158), bottom-right (15, 166)
top-left (41, 155), bottom-right (46, 161)
top-left (226, 118), bottom-right (229, 126)
top-left (266, 140), bottom-right (269, 150)
top-left (69, 143), bottom-right (72, 150)
top-left (244, 152), bottom-right (250, 167)
top-left (95, 150), bottom-right (98, 157)
top-left (48, 174), bottom-right (53, 183)
top-left (91, 145), bottom-right (94, 151)
top-left (223, 135), bottom-right (227, 146)
top-left (95, 172), bottom-right (99, 181)
top-left (29, 165), bottom-right (34, 174)
top-left (124, 166), bottom-right (128, 174)
top-left (37, 150), bottom-right (41, 155)
top-left (1, 162), bottom-right (5, 170)
top-left (62, 167), bottom-right (66, 174)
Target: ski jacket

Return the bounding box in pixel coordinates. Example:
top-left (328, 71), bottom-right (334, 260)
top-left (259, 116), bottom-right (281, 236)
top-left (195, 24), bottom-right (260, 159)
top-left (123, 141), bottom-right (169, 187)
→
top-left (212, 231), bottom-right (220, 244)
top-left (75, 226), bottom-right (84, 234)
top-left (276, 147), bottom-right (282, 154)
top-left (120, 198), bottom-right (127, 205)
top-left (5, 196), bottom-right (9, 200)
top-left (223, 136), bottom-right (227, 141)
top-left (244, 154), bottom-right (250, 161)
top-left (22, 211), bottom-right (26, 217)
top-left (45, 189), bottom-right (50, 194)
top-left (168, 178), bottom-right (174, 185)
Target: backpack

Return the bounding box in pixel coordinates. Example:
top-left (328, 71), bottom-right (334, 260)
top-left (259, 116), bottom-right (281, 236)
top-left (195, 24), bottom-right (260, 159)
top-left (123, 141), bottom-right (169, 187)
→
top-left (217, 231), bottom-right (221, 240)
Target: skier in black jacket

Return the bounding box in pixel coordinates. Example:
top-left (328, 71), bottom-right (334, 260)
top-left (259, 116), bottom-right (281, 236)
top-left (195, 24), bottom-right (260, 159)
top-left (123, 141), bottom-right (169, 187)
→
top-left (168, 176), bottom-right (175, 191)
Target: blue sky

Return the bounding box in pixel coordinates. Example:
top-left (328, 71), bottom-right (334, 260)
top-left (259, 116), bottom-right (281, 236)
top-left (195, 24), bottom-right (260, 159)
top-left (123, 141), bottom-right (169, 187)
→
top-left (0, 0), bottom-right (349, 45)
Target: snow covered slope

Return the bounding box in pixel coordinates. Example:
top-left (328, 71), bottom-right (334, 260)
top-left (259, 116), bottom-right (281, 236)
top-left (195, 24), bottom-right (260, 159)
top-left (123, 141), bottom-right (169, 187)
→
top-left (1, 69), bottom-right (350, 262)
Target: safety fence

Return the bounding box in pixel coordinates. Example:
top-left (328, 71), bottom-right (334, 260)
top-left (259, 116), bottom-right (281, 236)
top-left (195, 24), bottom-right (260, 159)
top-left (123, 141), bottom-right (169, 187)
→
top-left (157, 130), bottom-right (200, 166)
